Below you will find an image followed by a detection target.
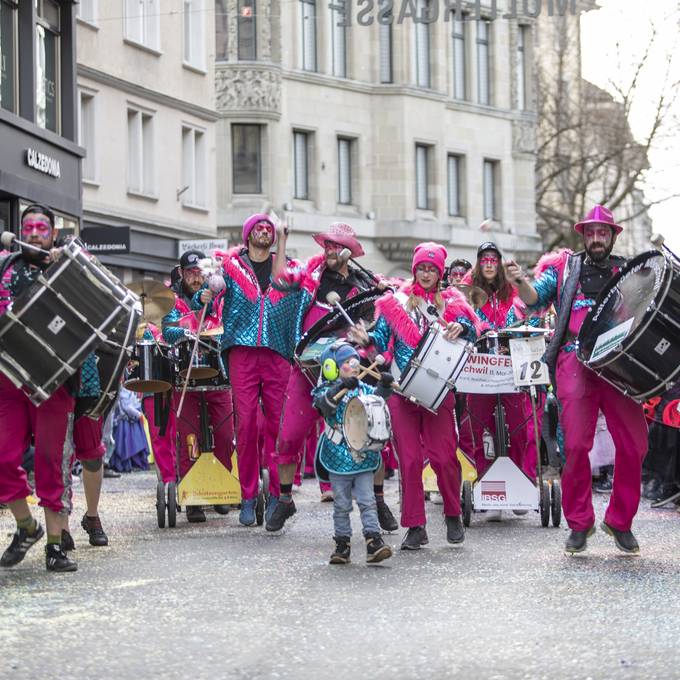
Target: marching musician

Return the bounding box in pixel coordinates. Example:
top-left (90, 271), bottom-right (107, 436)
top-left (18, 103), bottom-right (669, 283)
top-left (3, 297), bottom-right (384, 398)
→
top-left (351, 243), bottom-right (479, 549)
top-left (0, 205), bottom-right (76, 572)
top-left (193, 215), bottom-right (306, 527)
top-left (462, 242), bottom-right (535, 492)
top-left (268, 223), bottom-right (398, 533)
top-left (508, 205), bottom-right (648, 555)
top-left (162, 250), bottom-right (233, 523)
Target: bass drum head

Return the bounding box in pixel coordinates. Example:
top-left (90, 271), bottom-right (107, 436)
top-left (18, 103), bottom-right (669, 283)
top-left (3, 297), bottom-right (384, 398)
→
top-left (578, 250), bottom-right (669, 364)
top-left (343, 397), bottom-right (369, 452)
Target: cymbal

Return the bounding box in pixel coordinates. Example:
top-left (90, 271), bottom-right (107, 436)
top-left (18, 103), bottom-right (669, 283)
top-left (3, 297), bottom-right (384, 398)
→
top-left (497, 324), bottom-right (551, 336)
top-left (126, 279), bottom-right (175, 324)
top-left (200, 326), bottom-right (224, 337)
top-left (453, 284), bottom-right (488, 308)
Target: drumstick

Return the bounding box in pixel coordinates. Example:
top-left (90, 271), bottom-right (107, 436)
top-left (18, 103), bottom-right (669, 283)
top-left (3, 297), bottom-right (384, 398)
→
top-left (333, 356), bottom-right (386, 402)
top-left (176, 304), bottom-right (208, 417)
top-left (326, 292), bottom-right (355, 325)
top-left (358, 365), bottom-right (402, 392)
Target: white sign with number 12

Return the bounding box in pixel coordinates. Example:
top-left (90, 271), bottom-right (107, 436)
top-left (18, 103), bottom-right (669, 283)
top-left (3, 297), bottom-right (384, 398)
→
top-left (509, 336), bottom-right (550, 386)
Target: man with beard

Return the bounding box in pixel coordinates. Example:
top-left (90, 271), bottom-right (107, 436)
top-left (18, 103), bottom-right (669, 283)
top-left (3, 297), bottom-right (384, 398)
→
top-left (267, 223), bottom-right (398, 533)
top-left (507, 205), bottom-right (648, 555)
top-left (162, 250), bottom-right (233, 523)
top-left (0, 205), bottom-right (77, 572)
top-left (194, 215), bottom-right (306, 527)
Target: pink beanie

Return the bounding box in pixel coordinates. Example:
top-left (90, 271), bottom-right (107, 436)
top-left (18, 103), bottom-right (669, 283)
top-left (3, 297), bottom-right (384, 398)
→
top-left (243, 213), bottom-right (276, 245)
top-left (412, 241), bottom-right (447, 278)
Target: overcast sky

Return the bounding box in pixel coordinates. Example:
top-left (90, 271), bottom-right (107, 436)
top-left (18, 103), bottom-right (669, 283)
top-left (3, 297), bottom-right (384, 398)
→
top-left (581, 0), bottom-right (680, 253)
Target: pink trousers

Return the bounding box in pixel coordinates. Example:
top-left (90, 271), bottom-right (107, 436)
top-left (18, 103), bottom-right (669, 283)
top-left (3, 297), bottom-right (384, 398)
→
top-left (73, 415), bottom-right (104, 461)
top-left (143, 395), bottom-right (177, 484)
top-left (172, 389), bottom-right (234, 481)
top-left (557, 352), bottom-right (648, 532)
top-left (0, 374), bottom-right (75, 514)
top-left (389, 392), bottom-right (461, 527)
top-left (229, 346), bottom-right (290, 500)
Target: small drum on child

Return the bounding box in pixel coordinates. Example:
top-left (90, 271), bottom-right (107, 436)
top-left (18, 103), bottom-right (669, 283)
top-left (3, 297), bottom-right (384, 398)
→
top-left (342, 394), bottom-right (391, 452)
top-left (124, 340), bottom-right (172, 393)
top-left (398, 327), bottom-right (472, 412)
top-left (174, 336), bottom-right (221, 380)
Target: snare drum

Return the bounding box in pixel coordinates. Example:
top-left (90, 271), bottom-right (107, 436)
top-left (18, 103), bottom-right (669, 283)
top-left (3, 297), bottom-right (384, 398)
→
top-left (0, 240), bottom-right (139, 405)
top-left (577, 250), bottom-right (680, 401)
top-left (124, 340), bottom-right (172, 393)
top-left (398, 327), bottom-right (472, 412)
top-left (174, 336), bottom-right (221, 380)
top-left (342, 394), bottom-right (391, 452)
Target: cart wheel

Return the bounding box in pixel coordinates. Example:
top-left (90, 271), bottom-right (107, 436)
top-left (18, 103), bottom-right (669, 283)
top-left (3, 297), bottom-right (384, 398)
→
top-left (167, 482), bottom-right (177, 528)
top-left (550, 480), bottom-right (562, 527)
top-left (462, 480), bottom-right (472, 527)
top-left (539, 480), bottom-right (550, 527)
top-left (156, 481), bottom-right (166, 529)
top-left (256, 469), bottom-right (270, 526)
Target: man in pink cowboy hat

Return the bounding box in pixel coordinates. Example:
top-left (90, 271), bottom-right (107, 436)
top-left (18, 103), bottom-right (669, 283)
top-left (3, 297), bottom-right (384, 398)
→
top-left (507, 205), bottom-right (648, 555)
top-left (267, 222), bottom-right (398, 533)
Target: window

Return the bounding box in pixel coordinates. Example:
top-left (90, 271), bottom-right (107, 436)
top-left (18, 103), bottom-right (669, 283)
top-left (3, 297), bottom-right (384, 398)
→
top-left (237, 0), bottom-right (256, 60)
top-left (447, 154), bottom-right (462, 216)
top-left (35, 0), bottom-right (60, 133)
top-left (300, 0), bottom-right (316, 71)
top-left (215, 0), bottom-right (228, 61)
top-left (516, 25), bottom-right (527, 110)
top-left (182, 125), bottom-right (207, 208)
top-left (184, 0), bottom-right (205, 68)
top-left (232, 123), bottom-right (262, 193)
top-left (415, 144), bottom-right (430, 210)
top-left (483, 159), bottom-right (499, 221)
top-left (331, 3), bottom-right (346, 77)
top-left (127, 108), bottom-right (155, 196)
top-left (379, 20), bottom-right (392, 83)
top-left (477, 20), bottom-right (490, 105)
top-left (0, 0), bottom-right (18, 113)
top-left (77, 0), bottom-right (97, 25)
top-left (79, 90), bottom-right (96, 182)
top-left (414, 0), bottom-right (430, 88)
top-left (452, 16), bottom-right (466, 100)
top-left (337, 137), bottom-right (353, 205)
top-left (125, 0), bottom-right (160, 51)
top-left (293, 131), bottom-right (309, 200)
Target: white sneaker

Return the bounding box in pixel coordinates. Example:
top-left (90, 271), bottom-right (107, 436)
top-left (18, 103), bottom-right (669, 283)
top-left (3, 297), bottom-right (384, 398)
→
top-left (430, 492), bottom-right (444, 505)
top-left (486, 510), bottom-right (502, 522)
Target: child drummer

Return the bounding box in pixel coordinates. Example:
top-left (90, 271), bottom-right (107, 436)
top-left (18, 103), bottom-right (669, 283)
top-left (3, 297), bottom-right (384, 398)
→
top-left (312, 342), bottom-right (394, 565)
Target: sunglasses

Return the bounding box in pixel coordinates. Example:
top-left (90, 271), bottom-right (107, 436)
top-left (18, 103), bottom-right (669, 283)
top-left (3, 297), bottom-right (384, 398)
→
top-left (21, 220), bottom-right (52, 237)
top-left (479, 256), bottom-right (499, 266)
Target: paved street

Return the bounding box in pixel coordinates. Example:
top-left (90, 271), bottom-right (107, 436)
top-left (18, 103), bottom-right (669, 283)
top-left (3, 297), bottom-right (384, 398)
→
top-left (2, 471), bottom-right (680, 680)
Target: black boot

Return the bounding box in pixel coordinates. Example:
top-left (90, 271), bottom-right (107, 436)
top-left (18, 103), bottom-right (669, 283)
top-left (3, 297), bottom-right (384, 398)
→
top-left (81, 514), bottom-right (109, 547)
top-left (564, 526), bottom-right (595, 554)
top-left (45, 544), bottom-right (77, 572)
top-left (376, 496), bottom-right (398, 532)
top-left (445, 515), bottom-right (465, 545)
top-left (365, 533), bottom-right (392, 563)
top-left (330, 536), bottom-right (351, 564)
top-left (186, 506), bottom-right (206, 523)
top-left (266, 497), bottom-right (296, 532)
top-left (600, 521), bottom-right (640, 555)
top-left (401, 526), bottom-right (428, 551)
top-left (0, 523), bottom-right (44, 567)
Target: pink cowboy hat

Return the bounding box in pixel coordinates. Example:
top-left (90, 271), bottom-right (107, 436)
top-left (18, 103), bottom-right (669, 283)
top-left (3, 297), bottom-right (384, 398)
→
top-left (574, 205), bottom-right (623, 235)
top-left (312, 222), bottom-right (364, 258)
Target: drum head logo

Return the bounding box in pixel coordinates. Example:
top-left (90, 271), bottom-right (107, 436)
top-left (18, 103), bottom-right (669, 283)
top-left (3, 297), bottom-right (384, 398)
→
top-left (47, 315), bottom-right (66, 335)
top-left (655, 339), bottom-right (671, 356)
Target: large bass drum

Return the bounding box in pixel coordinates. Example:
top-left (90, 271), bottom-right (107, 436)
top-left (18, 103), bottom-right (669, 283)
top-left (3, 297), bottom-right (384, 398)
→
top-left (577, 250), bottom-right (680, 402)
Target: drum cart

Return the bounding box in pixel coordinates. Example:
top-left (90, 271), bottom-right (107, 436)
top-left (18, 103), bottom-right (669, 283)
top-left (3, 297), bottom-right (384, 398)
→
top-left (461, 329), bottom-right (561, 528)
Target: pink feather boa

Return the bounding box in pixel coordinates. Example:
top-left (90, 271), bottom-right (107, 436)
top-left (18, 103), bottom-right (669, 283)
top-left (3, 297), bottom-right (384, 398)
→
top-left (218, 246), bottom-right (290, 304)
top-left (533, 249), bottom-right (571, 280)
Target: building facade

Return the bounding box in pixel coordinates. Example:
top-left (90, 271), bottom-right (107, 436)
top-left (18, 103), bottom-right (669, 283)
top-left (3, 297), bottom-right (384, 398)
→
top-left (0, 0), bottom-right (82, 236)
top-left (76, 0), bottom-right (218, 279)
top-left (215, 0), bottom-right (542, 272)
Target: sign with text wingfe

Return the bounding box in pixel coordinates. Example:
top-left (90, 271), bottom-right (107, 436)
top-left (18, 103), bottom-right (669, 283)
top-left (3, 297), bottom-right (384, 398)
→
top-left (456, 352), bottom-right (519, 394)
